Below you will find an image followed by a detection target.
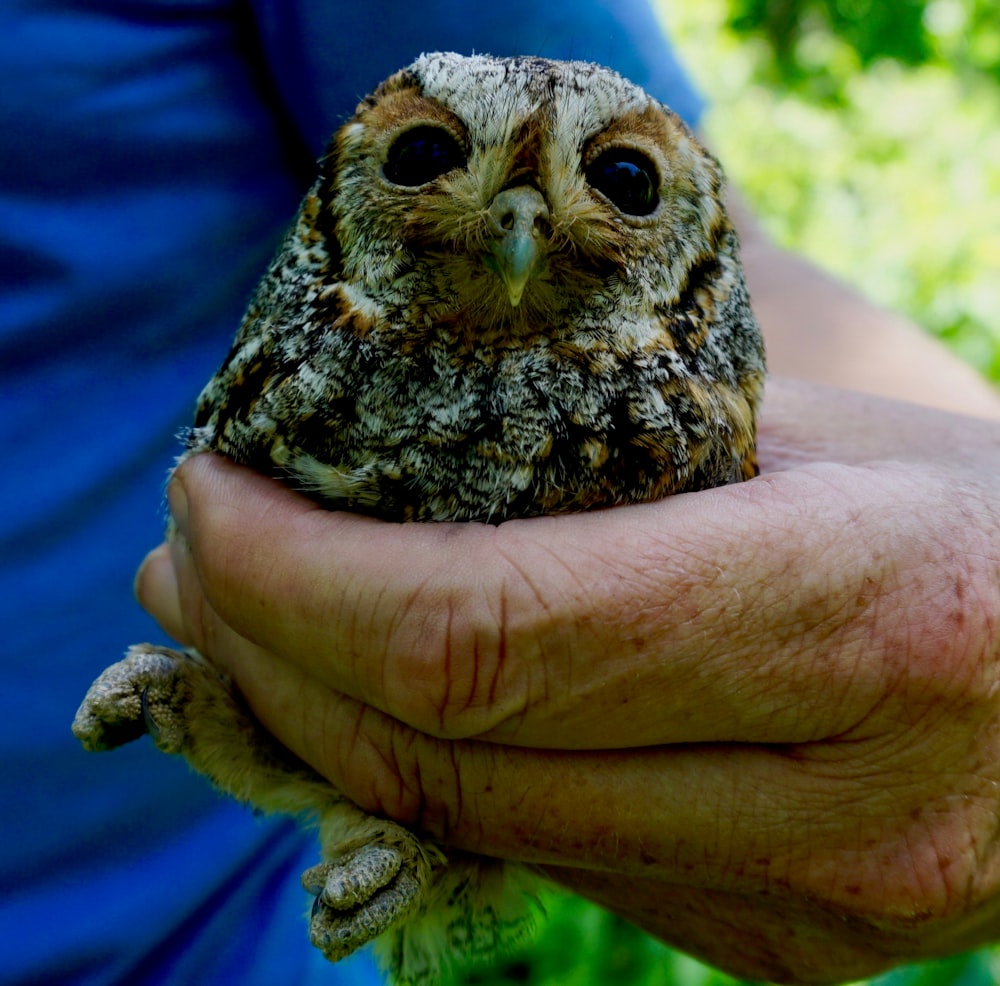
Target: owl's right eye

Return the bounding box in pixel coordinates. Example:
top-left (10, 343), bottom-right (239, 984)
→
top-left (585, 148), bottom-right (660, 216)
top-left (382, 126), bottom-right (466, 186)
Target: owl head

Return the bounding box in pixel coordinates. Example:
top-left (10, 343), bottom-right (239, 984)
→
top-left (197, 53), bottom-right (764, 521)
top-left (305, 52), bottom-right (736, 339)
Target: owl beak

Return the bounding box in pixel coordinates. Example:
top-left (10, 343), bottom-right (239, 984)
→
top-left (485, 186), bottom-right (551, 307)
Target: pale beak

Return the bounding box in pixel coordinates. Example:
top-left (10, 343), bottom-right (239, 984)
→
top-left (485, 186), bottom-right (551, 306)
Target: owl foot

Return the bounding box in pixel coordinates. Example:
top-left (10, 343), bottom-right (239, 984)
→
top-left (72, 643), bottom-right (196, 755)
top-left (302, 835), bottom-right (427, 965)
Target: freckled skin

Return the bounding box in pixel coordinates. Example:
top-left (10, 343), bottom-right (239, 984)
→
top-left (73, 52), bottom-right (765, 984)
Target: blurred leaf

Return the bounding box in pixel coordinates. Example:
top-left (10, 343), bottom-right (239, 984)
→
top-left (725, 0), bottom-right (999, 97)
top-left (655, 0), bottom-right (1000, 383)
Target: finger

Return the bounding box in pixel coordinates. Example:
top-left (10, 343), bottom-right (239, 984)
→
top-left (134, 542), bottom-right (189, 644)
top-left (166, 452), bottom-right (820, 747)
top-left (226, 639), bottom-right (979, 933)
top-left (164, 444), bottom-right (968, 747)
top-left (163, 441), bottom-right (992, 752)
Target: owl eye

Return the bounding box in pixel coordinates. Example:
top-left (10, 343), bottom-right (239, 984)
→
top-left (585, 149), bottom-right (660, 216)
top-left (383, 125), bottom-right (466, 186)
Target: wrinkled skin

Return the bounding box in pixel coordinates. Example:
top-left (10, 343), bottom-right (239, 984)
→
top-left (138, 378), bottom-right (1000, 984)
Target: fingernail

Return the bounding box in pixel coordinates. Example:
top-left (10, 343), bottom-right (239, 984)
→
top-left (167, 473), bottom-right (190, 538)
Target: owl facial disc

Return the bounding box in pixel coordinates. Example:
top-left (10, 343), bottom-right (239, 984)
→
top-left (485, 185), bottom-right (552, 306)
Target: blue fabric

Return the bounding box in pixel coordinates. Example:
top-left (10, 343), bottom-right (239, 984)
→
top-left (0, 2), bottom-right (701, 983)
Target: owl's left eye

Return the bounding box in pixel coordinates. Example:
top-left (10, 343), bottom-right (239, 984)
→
top-left (383, 125), bottom-right (466, 186)
top-left (585, 149), bottom-right (660, 216)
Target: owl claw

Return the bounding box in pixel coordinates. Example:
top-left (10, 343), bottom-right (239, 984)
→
top-left (302, 840), bottom-right (425, 963)
top-left (72, 644), bottom-right (193, 755)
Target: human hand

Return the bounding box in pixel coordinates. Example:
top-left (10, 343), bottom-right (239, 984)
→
top-left (137, 379), bottom-right (1000, 984)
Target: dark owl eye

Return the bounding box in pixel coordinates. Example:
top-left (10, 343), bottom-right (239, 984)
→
top-left (383, 125), bottom-right (466, 186)
top-left (585, 149), bottom-right (660, 216)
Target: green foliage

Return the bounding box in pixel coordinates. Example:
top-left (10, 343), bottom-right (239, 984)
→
top-left (657, 0), bottom-right (1000, 383)
top-left (726, 0), bottom-right (1000, 99)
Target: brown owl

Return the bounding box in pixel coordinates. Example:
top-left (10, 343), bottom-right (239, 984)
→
top-left (73, 52), bottom-right (765, 985)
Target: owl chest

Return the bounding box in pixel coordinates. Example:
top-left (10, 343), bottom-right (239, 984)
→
top-left (228, 333), bottom-right (683, 522)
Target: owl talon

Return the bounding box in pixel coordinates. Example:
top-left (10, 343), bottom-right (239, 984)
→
top-left (302, 841), bottom-right (424, 962)
top-left (72, 644), bottom-right (192, 755)
top-left (303, 842), bottom-right (404, 908)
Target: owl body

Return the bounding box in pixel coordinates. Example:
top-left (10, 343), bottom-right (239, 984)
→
top-left (191, 52), bottom-right (762, 520)
top-left (74, 53), bottom-right (764, 985)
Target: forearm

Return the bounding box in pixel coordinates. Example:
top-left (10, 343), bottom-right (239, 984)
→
top-left (727, 189), bottom-right (1000, 419)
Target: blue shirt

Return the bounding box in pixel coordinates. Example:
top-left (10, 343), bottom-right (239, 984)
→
top-left (0, 2), bottom-right (702, 982)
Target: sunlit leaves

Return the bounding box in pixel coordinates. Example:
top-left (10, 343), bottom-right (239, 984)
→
top-left (725, 0), bottom-right (1000, 99)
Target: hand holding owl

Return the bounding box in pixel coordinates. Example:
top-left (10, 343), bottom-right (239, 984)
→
top-left (140, 380), bottom-right (1000, 985)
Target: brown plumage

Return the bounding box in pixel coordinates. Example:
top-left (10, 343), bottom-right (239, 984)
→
top-left (73, 53), bottom-right (765, 984)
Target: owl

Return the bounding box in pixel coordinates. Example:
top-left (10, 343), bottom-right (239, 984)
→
top-left (73, 53), bottom-right (765, 984)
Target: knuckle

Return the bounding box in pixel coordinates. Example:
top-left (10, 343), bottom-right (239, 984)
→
top-left (368, 731), bottom-right (428, 826)
top-left (381, 561), bottom-right (531, 741)
top-left (328, 704), bottom-right (426, 823)
top-left (872, 490), bottom-right (1000, 718)
top-left (329, 702), bottom-right (469, 839)
top-left (787, 785), bottom-right (999, 937)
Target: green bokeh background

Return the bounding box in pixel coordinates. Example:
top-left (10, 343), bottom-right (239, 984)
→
top-left (664, 0), bottom-right (1000, 381)
top-left (452, 3), bottom-right (1000, 983)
